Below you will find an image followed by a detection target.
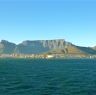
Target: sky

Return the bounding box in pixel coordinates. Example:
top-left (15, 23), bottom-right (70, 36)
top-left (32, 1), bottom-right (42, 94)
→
top-left (0, 0), bottom-right (96, 46)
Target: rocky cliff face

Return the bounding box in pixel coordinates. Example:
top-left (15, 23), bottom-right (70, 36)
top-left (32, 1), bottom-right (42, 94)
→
top-left (0, 39), bottom-right (96, 54)
top-left (15, 40), bottom-right (49, 54)
top-left (0, 40), bottom-right (16, 54)
top-left (15, 39), bottom-right (70, 54)
top-left (93, 46), bottom-right (96, 50)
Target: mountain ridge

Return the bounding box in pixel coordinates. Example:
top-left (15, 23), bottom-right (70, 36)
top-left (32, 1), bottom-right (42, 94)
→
top-left (0, 39), bottom-right (96, 55)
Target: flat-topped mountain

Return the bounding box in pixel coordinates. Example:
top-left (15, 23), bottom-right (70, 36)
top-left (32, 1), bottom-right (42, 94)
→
top-left (0, 39), bottom-right (96, 55)
top-left (15, 39), bottom-right (71, 54)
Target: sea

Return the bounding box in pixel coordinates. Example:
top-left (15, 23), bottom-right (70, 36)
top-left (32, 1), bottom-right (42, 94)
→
top-left (0, 58), bottom-right (96, 95)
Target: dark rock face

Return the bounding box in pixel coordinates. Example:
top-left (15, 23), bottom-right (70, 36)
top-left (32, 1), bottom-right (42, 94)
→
top-left (0, 39), bottom-right (96, 54)
top-left (0, 40), bottom-right (16, 54)
top-left (15, 41), bottom-right (49, 54)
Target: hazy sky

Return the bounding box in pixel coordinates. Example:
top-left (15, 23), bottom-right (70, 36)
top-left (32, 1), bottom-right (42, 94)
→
top-left (0, 0), bottom-right (96, 46)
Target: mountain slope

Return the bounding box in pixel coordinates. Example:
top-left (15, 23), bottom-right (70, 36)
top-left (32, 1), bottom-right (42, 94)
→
top-left (0, 39), bottom-right (96, 55)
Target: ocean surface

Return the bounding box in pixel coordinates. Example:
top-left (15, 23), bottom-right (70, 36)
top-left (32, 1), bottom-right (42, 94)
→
top-left (0, 59), bottom-right (96, 95)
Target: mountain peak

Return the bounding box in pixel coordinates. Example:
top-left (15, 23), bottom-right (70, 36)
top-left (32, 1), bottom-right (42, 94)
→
top-left (1, 40), bottom-right (9, 43)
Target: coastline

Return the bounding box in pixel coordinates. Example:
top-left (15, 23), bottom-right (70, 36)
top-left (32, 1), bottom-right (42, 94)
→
top-left (0, 54), bottom-right (96, 59)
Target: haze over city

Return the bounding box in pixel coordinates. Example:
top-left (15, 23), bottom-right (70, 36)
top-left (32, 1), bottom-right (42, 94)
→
top-left (0, 0), bottom-right (96, 46)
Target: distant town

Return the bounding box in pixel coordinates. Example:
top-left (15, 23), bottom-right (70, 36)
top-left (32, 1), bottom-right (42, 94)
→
top-left (0, 54), bottom-right (96, 59)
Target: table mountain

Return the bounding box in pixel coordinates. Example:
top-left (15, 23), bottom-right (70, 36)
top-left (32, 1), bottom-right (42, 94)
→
top-left (0, 39), bottom-right (96, 55)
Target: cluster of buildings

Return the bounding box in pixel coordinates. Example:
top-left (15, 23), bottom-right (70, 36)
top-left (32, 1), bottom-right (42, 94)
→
top-left (0, 54), bottom-right (54, 59)
top-left (0, 54), bottom-right (96, 59)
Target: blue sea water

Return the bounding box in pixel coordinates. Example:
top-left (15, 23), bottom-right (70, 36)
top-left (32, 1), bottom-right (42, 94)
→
top-left (0, 59), bottom-right (96, 95)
